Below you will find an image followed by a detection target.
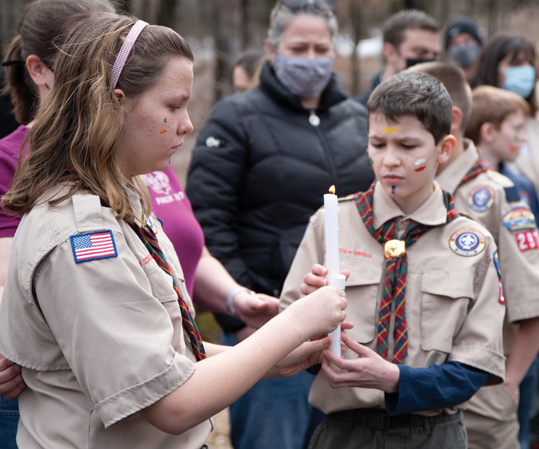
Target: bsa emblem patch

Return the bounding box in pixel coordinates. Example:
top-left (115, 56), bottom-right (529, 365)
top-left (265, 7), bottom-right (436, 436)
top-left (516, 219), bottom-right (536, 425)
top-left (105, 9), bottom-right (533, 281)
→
top-left (467, 186), bottom-right (495, 212)
top-left (449, 228), bottom-right (486, 257)
top-left (502, 207), bottom-right (536, 232)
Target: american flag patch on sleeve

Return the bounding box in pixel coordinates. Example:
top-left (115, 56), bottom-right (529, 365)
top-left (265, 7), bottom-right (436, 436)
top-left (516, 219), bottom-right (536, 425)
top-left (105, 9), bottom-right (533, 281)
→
top-left (70, 230), bottom-right (118, 264)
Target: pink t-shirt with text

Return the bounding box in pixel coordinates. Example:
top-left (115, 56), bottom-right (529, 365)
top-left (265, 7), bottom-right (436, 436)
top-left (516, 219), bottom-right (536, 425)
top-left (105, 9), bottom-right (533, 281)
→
top-left (142, 166), bottom-right (205, 296)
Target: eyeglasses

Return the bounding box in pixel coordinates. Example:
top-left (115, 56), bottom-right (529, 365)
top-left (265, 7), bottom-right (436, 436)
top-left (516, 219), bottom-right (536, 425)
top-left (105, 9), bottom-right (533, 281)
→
top-left (280, 0), bottom-right (337, 12)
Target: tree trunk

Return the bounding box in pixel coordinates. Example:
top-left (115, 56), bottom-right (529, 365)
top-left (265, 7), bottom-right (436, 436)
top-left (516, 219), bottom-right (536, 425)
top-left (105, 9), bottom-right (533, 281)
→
top-left (159, 0), bottom-right (178, 28)
top-left (350, 0), bottom-right (362, 98)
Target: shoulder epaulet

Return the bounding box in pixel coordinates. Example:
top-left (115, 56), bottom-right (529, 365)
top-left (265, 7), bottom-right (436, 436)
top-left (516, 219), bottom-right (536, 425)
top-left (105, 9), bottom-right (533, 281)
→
top-left (504, 185), bottom-right (521, 203)
top-left (485, 170), bottom-right (515, 188)
top-left (72, 193), bottom-right (104, 233)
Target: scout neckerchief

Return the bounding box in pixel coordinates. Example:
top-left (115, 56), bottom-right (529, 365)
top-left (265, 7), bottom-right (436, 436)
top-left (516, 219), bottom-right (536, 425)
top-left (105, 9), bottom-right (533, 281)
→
top-left (458, 151), bottom-right (493, 187)
top-left (130, 221), bottom-right (207, 361)
top-left (354, 182), bottom-right (459, 363)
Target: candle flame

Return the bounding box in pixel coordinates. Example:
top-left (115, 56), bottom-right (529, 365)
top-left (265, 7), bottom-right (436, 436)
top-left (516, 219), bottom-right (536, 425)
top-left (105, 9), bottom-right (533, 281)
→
top-left (329, 185), bottom-right (336, 194)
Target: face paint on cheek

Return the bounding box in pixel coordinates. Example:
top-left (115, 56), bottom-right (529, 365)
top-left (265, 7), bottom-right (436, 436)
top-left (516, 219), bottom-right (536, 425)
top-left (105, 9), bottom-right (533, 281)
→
top-left (369, 157), bottom-right (374, 165)
top-left (514, 136), bottom-right (520, 142)
top-left (384, 128), bottom-right (399, 133)
top-left (414, 158), bottom-right (427, 172)
top-left (160, 130), bottom-right (168, 134)
top-left (164, 118), bottom-right (167, 123)
top-left (509, 145), bottom-right (518, 153)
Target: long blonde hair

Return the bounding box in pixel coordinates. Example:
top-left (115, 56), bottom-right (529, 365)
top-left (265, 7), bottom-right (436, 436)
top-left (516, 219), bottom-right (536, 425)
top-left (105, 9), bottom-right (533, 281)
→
top-left (3, 14), bottom-right (194, 223)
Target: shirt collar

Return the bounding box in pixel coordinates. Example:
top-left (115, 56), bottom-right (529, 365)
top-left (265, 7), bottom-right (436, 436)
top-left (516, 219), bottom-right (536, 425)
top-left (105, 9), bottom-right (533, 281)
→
top-left (372, 180), bottom-right (448, 229)
top-left (126, 177), bottom-right (144, 221)
top-left (436, 138), bottom-right (478, 194)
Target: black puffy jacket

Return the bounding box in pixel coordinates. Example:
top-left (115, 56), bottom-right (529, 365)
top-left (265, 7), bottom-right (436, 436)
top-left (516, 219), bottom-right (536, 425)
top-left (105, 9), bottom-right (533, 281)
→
top-left (187, 63), bottom-right (373, 328)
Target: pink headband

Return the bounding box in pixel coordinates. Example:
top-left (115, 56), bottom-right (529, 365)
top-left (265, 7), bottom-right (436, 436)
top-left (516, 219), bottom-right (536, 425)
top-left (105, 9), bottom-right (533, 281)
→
top-left (111, 20), bottom-right (149, 89)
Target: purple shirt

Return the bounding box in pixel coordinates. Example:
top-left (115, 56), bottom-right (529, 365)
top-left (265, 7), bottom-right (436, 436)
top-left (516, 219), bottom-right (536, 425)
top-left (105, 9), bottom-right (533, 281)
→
top-left (142, 166), bottom-right (205, 296)
top-left (0, 127), bottom-right (204, 296)
top-left (0, 125), bottom-right (28, 238)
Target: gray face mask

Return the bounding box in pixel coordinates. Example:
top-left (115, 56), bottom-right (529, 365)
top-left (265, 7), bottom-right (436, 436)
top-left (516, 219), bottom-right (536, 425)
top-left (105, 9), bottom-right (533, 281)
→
top-left (273, 51), bottom-right (335, 98)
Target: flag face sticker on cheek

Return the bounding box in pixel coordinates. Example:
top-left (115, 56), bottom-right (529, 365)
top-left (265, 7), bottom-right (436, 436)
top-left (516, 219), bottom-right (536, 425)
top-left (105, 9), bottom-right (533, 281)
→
top-left (70, 230), bottom-right (118, 263)
top-left (414, 158), bottom-right (426, 172)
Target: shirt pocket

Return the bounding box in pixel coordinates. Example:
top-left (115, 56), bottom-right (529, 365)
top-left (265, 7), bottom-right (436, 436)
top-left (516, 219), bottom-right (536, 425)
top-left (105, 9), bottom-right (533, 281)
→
top-left (345, 261), bottom-right (383, 344)
top-left (420, 271), bottom-right (474, 353)
top-left (140, 257), bottom-right (179, 303)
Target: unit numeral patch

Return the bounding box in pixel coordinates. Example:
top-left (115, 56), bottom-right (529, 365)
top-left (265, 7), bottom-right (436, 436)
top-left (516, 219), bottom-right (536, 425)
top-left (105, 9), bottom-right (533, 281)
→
top-left (516, 230), bottom-right (539, 252)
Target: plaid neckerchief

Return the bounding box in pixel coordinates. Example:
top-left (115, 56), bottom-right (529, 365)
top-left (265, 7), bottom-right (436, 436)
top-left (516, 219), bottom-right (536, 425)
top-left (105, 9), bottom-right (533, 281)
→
top-left (459, 152), bottom-right (493, 187)
top-left (130, 221), bottom-right (206, 361)
top-left (354, 183), bottom-right (459, 363)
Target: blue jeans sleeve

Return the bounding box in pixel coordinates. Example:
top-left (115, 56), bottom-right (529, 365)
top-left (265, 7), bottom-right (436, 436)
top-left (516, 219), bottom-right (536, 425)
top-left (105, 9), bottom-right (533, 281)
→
top-left (384, 361), bottom-right (488, 416)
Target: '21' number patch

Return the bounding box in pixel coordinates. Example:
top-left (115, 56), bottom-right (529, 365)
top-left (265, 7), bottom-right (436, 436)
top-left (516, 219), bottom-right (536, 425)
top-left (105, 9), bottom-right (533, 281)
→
top-left (516, 230), bottom-right (539, 252)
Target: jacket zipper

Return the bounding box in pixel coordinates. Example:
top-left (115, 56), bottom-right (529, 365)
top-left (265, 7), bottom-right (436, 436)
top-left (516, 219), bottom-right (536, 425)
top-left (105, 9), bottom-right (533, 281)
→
top-left (310, 109), bottom-right (340, 194)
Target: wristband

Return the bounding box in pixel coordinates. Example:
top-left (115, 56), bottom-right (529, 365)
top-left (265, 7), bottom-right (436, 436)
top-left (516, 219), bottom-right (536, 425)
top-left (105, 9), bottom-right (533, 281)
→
top-left (226, 287), bottom-right (253, 317)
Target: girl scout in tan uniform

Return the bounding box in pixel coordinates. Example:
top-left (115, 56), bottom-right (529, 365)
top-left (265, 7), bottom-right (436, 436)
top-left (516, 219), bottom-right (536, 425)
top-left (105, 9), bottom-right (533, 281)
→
top-left (281, 73), bottom-right (506, 449)
top-left (0, 14), bottom-right (347, 449)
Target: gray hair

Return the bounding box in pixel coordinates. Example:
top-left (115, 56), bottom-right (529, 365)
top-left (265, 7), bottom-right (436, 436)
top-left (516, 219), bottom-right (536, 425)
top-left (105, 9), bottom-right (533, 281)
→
top-left (267, 2), bottom-right (338, 49)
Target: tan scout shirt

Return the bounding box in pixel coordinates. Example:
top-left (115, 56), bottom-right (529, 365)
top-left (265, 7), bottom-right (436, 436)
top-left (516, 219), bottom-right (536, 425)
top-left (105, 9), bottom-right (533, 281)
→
top-left (437, 140), bottom-right (539, 421)
top-left (280, 182), bottom-right (505, 415)
top-left (0, 186), bottom-right (212, 449)
top-left (438, 140), bottom-right (539, 326)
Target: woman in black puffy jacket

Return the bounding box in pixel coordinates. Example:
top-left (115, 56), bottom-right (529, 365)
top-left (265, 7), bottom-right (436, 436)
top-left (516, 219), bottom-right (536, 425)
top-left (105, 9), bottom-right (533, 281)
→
top-left (187, 2), bottom-right (373, 449)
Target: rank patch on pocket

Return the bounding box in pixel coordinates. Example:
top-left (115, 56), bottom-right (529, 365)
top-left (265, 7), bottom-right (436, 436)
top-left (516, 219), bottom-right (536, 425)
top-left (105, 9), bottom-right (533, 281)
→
top-left (70, 230), bottom-right (117, 264)
top-left (502, 207), bottom-right (536, 232)
top-left (449, 228), bottom-right (486, 257)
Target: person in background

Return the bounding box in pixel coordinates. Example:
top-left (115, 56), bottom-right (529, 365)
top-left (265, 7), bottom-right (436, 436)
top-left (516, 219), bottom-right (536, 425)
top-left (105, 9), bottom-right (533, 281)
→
top-left (472, 35), bottom-right (539, 191)
top-left (444, 17), bottom-right (482, 83)
top-left (410, 59), bottom-right (539, 449)
top-left (463, 86), bottom-right (539, 449)
top-left (354, 9), bottom-right (441, 106)
top-left (187, 1), bottom-right (372, 448)
top-left (233, 49), bottom-right (264, 93)
top-left (473, 41), bottom-right (539, 447)
top-left (0, 70), bottom-right (19, 139)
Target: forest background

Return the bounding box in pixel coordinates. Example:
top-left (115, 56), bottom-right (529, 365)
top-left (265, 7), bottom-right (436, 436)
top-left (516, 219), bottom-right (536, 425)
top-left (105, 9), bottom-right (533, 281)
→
top-left (2, 0), bottom-right (539, 185)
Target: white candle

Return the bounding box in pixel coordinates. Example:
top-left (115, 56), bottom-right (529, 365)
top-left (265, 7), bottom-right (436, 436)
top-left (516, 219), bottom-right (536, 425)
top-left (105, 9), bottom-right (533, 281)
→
top-left (324, 190), bottom-right (339, 276)
top-left (324, 187), bottom-right (344, 356)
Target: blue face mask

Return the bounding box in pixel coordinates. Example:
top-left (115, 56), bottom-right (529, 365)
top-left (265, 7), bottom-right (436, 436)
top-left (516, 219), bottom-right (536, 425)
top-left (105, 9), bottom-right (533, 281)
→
top-left (448, 43), bottom-right (481, 68)
top-left (502, 65), bottom-right (536, 99)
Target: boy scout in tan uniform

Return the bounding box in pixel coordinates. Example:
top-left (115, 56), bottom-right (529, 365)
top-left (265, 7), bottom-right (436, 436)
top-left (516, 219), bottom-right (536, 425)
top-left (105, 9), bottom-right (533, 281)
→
top-left (408, 62), bottom-right (539, 449)
top-left (281, 72), bottom-right (505, 449)
top-left (0, 187), bottom-right (212, 449)
top-left (281, 183), bottom-right (505, 447)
